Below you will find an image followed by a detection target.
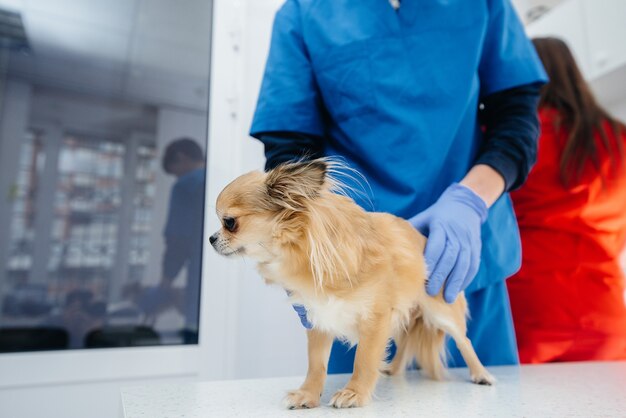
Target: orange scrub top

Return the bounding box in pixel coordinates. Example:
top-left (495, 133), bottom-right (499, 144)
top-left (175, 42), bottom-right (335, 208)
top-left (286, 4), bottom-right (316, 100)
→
top-left (508, 107), bottom-right (626, 363)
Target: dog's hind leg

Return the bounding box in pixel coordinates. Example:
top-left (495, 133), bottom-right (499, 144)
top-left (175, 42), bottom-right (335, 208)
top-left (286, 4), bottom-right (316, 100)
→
top-left (434, 316), bottom-right (495, 385)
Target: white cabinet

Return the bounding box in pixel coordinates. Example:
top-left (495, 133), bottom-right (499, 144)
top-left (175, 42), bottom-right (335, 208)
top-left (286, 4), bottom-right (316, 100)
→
top-left (526, 0), bottom-right (591, 78)
top-left (582, 0), bottom-right (626, 78)
top-left (526, 0), bottom-right (626, 106)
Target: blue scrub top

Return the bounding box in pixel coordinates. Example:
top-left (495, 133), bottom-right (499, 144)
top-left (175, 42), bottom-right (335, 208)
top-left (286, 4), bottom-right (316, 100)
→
top-left (251, 0), bottom-right (547, 292)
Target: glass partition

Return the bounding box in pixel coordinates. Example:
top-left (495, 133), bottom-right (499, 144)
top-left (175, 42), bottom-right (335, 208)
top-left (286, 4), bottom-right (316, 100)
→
top-left (0, 0), bottom-right (211, 352)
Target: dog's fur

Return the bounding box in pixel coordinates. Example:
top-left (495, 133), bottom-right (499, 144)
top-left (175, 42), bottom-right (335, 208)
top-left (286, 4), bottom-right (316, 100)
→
top-left (211, 159), bottom-right (494, 409)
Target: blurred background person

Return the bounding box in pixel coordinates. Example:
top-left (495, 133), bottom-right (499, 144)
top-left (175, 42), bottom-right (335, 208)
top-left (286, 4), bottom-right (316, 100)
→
top-left (508, 37), bottom-right (626, 363)
top-left (158, 138), bottom-right (206, 340)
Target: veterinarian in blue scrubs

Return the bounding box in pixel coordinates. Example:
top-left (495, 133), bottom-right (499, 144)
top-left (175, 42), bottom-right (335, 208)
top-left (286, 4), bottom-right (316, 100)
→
top-left (250, 0), bottom-right (547, 370)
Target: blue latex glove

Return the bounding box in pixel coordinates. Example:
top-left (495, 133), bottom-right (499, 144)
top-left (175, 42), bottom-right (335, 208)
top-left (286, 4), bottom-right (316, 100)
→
top-left (409, 183), bottom-right (488, 303)
top-left (292, 304), bottom-right (312, 329)
top-left (286, 290), bottom-right (312, 329)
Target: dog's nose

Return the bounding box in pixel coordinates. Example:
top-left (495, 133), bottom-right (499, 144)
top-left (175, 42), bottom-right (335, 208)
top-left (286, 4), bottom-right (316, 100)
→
top-left (209, 233), bottom-right (218, 245)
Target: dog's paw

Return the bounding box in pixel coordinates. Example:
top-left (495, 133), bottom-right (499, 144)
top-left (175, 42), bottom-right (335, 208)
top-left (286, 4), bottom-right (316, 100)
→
top-left (283, 389), bottom-right (320, 410)
top-left (471, 369), bottom-right (496, 386)
top-left (329, 388), bottom-right (369, 408)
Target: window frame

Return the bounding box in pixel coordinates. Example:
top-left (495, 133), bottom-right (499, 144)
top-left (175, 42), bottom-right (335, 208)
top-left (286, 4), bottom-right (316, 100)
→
top-left (0, 0), bottom-right (249, 387)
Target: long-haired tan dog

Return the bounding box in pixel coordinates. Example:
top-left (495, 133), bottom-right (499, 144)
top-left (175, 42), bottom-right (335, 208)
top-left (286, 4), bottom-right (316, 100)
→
top-left (210, 159), bottom-right (494, 409)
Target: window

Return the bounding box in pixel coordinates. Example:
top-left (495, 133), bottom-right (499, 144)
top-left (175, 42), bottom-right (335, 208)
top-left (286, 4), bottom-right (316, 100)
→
top-left (0, 0), bottom-right (211, 352)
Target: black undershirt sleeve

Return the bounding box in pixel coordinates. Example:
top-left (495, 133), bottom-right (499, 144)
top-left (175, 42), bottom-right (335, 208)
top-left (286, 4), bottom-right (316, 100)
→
top-left (257, 131), bottom-right (323, 171)
top-left (476, 82), bottom-right (542, 191)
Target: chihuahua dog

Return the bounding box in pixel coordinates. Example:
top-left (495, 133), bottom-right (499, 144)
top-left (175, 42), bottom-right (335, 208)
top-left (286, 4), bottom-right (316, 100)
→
top-left (210, 159), bottom-right (494, 409)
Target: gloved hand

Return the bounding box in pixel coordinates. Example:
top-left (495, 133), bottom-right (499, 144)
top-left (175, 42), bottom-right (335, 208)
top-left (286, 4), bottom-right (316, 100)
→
top-left (292, 304), bottom-right (312, 329)
top-left (286, 290), bottom-right (312, 329)
top-left (409, 183), bottom-right (488, 303)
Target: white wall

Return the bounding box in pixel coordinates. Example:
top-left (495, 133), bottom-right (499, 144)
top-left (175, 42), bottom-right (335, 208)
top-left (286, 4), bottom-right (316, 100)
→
top-left (526, 0), bottom-right (626, 108)
top-left (609, 100), bottom-right (626, 121)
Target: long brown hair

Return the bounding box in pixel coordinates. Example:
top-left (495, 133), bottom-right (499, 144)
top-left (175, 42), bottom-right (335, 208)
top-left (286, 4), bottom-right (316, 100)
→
top-left (532, 37), bottom-right (625, 186)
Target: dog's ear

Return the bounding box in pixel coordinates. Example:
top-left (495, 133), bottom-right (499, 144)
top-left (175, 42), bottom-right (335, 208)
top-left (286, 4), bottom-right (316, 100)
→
top-left (265, 159), bottom-right (327, 210)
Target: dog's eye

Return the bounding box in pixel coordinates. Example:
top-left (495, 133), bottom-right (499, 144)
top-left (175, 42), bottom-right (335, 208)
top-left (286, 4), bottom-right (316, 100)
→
top-left (223, 217), bottom-right (237, 232)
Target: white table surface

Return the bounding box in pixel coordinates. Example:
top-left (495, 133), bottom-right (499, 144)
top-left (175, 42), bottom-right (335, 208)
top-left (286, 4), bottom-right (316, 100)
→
top-left (121, 361), bottom-right (626, 418)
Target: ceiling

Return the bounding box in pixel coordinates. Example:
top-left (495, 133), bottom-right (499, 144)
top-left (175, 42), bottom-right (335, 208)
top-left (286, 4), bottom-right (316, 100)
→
top-left (512, 0), bottom-right (566, 23)
top-left (0, 0), bottom-right (566, 111)
top-left (0, 0), bottom-right (212, 111)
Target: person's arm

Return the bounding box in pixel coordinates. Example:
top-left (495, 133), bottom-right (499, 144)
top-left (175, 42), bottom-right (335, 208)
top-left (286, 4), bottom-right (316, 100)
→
top-left (250, 0), bottom-right (326, 154)
top-left (459, 165), bottom-right (504, 208)
top-left (410, 82), bottom-right (542, 302)
top-left (464, 83), bottom-right (542, 206)
top-left (410, 0), bottom-right (548, 302)
top-left (259, 131), bottom-right (323, 171)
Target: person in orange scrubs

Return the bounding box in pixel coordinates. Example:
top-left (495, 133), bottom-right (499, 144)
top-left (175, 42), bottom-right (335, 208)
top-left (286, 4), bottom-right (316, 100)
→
top-left (508, 37), bottom-right (626, 363)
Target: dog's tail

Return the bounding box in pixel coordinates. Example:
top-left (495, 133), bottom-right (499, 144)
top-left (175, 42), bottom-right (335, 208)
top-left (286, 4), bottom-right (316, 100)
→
top-left (407, 318), bottom-right (446, 380)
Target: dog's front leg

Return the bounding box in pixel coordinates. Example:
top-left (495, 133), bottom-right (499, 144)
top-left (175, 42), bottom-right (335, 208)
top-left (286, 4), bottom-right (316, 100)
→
top-left (330, 310), bottom-right (391, 408)
top-left (284, 328), bottom-right (333, 409)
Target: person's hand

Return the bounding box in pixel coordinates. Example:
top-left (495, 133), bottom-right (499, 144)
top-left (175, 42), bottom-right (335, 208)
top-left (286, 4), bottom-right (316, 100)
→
top-left (409, 183), bottom-right (488, 303)
top-left (292, 304), bottom-right (312, 329)
top-left (285, 290), bottom-right (312, 329)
